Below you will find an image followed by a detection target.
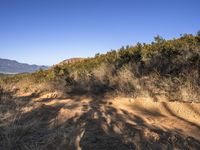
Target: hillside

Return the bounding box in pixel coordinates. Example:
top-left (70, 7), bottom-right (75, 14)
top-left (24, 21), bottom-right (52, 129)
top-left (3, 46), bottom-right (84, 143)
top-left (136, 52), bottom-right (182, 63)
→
top-left (1, 33), bottom-right (200, 102)
top-left (58, 58), bottom-right (85, 66)
top-left (0, 58), bottom-right (48, 74)
top-left (0, 32), bottom-right (200, 149)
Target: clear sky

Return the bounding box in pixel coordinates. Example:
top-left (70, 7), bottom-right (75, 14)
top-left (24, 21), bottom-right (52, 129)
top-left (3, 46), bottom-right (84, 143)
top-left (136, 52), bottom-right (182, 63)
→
top-left (0, 0), bottom-right (199, 65)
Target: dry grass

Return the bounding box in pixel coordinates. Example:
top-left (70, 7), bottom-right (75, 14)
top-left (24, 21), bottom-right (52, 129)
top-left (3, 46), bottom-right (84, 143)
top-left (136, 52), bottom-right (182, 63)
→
top-left (1, 89), bottom-right (200, 150)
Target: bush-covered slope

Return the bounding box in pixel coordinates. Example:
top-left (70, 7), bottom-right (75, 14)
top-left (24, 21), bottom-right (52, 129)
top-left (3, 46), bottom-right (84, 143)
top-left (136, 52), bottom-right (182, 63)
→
top-left (1, 33), bottom-right (200, 102)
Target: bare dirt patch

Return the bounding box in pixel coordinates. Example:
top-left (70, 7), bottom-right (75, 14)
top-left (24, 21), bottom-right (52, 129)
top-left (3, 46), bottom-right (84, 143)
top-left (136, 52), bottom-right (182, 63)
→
top-left (1, 93), bottom-right (200, 150)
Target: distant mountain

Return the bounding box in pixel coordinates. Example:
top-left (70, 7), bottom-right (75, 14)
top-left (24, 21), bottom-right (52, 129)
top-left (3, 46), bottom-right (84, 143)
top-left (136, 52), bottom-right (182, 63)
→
top-left (0, 58), bottom-right (48, 74)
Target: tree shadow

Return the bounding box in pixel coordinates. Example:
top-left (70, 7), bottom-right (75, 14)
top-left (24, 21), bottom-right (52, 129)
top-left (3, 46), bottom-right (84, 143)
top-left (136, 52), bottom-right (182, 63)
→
top-left (1, 85), bottom-right (200, 150)
top-left (162, 102), bottom-right (200, 130)
top-left (62, 88), bottom-right (200, 150)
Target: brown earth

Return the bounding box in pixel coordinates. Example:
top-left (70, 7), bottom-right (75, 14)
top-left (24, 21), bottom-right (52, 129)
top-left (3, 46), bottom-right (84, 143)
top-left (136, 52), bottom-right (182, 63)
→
top-left (1, 92), bottom-right (200, 150)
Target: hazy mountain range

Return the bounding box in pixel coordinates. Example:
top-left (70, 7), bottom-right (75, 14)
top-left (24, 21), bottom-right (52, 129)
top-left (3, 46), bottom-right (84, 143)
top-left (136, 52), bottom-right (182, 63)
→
top-left (0, 58), bottom-right (48, 74)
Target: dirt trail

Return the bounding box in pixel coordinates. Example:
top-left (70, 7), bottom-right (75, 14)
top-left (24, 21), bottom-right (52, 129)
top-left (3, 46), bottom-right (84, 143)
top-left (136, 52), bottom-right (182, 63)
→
top-left (2, 92), bottom-right (200, 150)
top-left (33, 94), bottom-right (200, 150)
top-left (112, 97), bottom-right (200, 140)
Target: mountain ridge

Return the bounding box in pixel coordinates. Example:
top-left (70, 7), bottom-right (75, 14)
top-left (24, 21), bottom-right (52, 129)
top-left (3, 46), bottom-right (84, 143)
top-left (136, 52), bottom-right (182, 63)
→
top-left (0, 58), bottom-right (48, 74)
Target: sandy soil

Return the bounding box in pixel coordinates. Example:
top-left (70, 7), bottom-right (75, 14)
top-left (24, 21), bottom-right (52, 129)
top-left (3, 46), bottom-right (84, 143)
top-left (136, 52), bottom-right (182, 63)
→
top-left (2, 92), bottom-right (200, 150)
top-left (112, 97), bottom-right (200, 141)
top-left (34, 94), bottom-right (200, 150)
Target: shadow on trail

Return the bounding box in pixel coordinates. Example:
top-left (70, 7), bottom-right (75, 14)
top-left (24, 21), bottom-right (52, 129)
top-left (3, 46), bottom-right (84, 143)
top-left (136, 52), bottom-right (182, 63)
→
top-left (61, 91), bottom-right (200, 150)
top-left (162, 102), bottom-right (200, 130)
top-left (1, 87), bottom-right (200, 150)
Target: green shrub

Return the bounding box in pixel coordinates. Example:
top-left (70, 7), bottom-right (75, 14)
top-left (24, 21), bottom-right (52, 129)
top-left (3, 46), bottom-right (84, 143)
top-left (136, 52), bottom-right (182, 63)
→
top-left (2, 32), bottom-right (200, 102)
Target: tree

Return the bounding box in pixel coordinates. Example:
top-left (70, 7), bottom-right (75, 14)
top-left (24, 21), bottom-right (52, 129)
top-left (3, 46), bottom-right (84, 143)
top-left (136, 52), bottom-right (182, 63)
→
top-left (197, 30), bottom-right (200, 37)
top-left (154, 35), bottom-right (165, 43)
top-left (95, 53), bottom-right (100, 57)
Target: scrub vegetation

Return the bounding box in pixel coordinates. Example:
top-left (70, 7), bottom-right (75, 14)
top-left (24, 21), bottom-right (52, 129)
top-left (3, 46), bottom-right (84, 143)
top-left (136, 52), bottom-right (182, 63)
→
top-left (1, 32), bottom-right (200, 150)
top-left (1, 32), bottom-right (200, 102)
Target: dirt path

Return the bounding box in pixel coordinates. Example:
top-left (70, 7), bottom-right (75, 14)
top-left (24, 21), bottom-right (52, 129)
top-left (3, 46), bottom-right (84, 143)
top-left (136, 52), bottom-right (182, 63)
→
top-left (35, 94), bottom-right (200, 150)
top-left (2, 93), bottom-right (200, 150)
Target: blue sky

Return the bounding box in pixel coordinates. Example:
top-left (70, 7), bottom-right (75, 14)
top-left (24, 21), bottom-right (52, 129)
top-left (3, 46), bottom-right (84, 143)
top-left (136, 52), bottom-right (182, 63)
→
top-left (0, 0), bottom-right (200, 65)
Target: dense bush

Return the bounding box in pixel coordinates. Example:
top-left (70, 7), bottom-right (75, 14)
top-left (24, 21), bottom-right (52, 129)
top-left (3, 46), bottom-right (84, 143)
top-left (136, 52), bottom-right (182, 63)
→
top-left (1, 32), bottom-right (200, 102)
